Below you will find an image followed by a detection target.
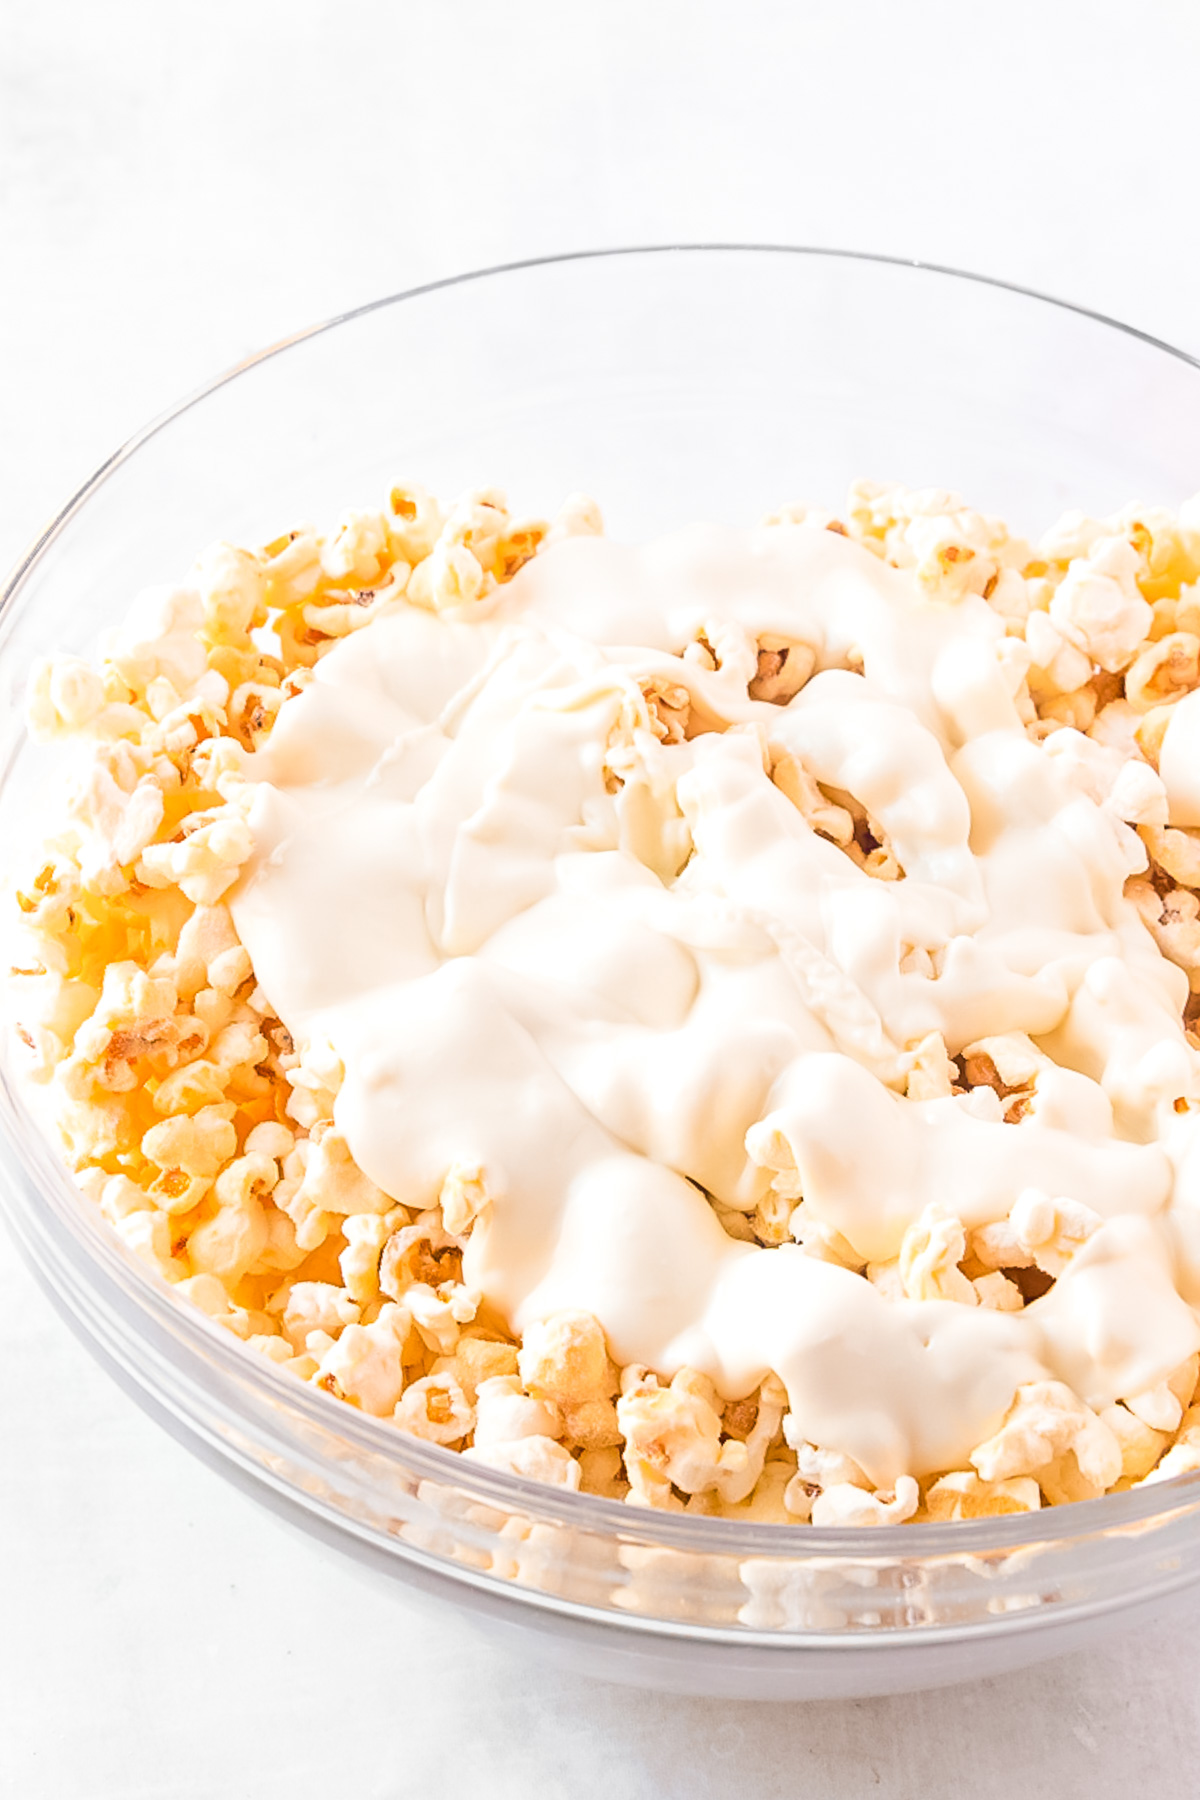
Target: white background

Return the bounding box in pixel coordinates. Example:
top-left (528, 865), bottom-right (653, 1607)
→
top-left (5, 3), bottom-right (1200, 1794)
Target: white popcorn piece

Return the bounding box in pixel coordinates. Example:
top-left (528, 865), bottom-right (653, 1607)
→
top-left (317, 509), bottom-right (390, 586)
top-left (781, 1424), bottom-right (872, 1519)
top-left (393, 1373), bottom-right (475, 1446)
top-left (1123, 1353), bottom-right (1199, 1434)
top-left (112, 1206), bottom-right (183, 1280)
top-left (518, 1311), bottom-right (615, 1407)
top-left (404, 1280), bottom-right (479, 1356)
top-left (1040, 510), bottom-right (1110, 565)
top-left (104, 585), bottom-right (210, 699)
top-left (464, 1435), bottom-right (582, 1489)
top-left (1049, 536), bottom-right (1153, 673)
top-left (244, 1120), bottom-right (295, 1160)
top-left (899, 1203), bottom-right (977, 1304)
top-left (970, 1380), bottom-right (1122, 1502)
top-left (141, 1104), bottom-right (237, 1180)
top-left (544, 492), bottom-right (604, 545)
top-left (973, 1271), bottom-right (1024, 1312)
top-left (315, 1302), bottom-right (410, 1415)
top-left (438, 1158), bottom-right (493, 1236)
top-left (292, 1123), bottom-right (392, 1217)
top-left (175, 1271), bottom-right (252, 1333)
top-left (472, 1375), bottom-right (563, 1449)
top-left (1099, 1403), bottom-right (1170, 1482)
top-left (618, 1368), bottom-right (750, 1509)
top-left (1024, 608), bottom-right (1095, 696)
top-left (973, 1188), bottom-right (1102, 1279)
top-left (137, 803), bottom-right (254, 906)
top-left (187, 1177), bottom-right (272, 1286)
top-left (191, 542), bottom-right (267, 644)
top-left (924, 1471), bottom-right (1041, 1519)
top-left (811, 1475), bottom-right (920, 1526)
top-left (1125, 632), bottom-right (1200, 714)
top-left (26, 655), bottom-right (107, 741)
top-left (281, 1280), bottom-right (362, 1353)
top-left (334, 1208), bottom-right (404, 1304)
top-left (1134, 1405), bottom-right (1200, 1484)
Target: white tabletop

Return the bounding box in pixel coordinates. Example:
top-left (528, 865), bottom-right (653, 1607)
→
top-left (6, 3), bottom-right (1200, 1793)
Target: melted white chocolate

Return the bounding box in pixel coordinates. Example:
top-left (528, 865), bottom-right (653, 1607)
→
top-left (229, 525), bottom-right (1200, 1485)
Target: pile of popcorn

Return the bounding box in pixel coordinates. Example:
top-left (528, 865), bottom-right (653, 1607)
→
top-left (9, 478), bottom-right (1200, 1526)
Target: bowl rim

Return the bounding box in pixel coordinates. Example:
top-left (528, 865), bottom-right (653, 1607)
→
top-left (5, 241), bottom-right (1200, 1569)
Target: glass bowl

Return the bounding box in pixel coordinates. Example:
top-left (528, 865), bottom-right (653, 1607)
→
top-left (5, 246), bottom-right (1200, 1703)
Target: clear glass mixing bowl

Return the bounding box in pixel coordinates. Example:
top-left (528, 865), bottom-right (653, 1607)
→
top-left (4, 247), bottom-right (1200, 1702)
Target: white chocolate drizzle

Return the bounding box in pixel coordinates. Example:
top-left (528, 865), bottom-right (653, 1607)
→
top-left (230, 526), bottom-right (1200, 1484)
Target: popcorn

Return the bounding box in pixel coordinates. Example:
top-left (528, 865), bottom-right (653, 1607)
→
top-left (464, 1435), bottom-right (582, 1489)
top-left (1123, 1353), bottom-right (1198, 1434)
top-left (544, 492), bottom-right (604, 545)
top-left (1135, 1404), bottom-right (1200, 1485)
top-left (1141, 823), bottom-right (1200, 890)
top-left (379, 1212), bottom-right (462, 1300)
top-left (924, 1471), bottom-right (1041, 1519)
top-left (319, 509), bottom-right (391, 585)
top-left (1049, 536), bottom-right (1153, 673)
top-left (103, 585), bottom-right (210, 698)
top-left (186, 1175), bottom-right (272, 1286)
top-left (973, 1272), bottom-right (1024, 1312)
top-left (281, 1281), bottom-right (362, 1353)
top-left (438, 1158), bottom-right (492, 1236)
top-left (617, 1367), bottom-right (758, 1510)
top-left (451, 1335), bottom-right (521, 1402)
top-left (393, 1373), bottom-right (475, 1446)
top-left (811, 1476), bottom-right (920, 1527)
top-left (518, 1312), bottom-right (616, 1409)
top-left (970, 1381), bottom-right (1122, 1503)
top-left (137, 803), bottom-right (254, 905)
top-left (26, 655), bottom-right (107, 741)
top-left (292, 1123), bottom-right (393, 1217)
top-left (472, 1375), bottom-right (562, 1448)
top-left (338, 1209), bottom-right (408, 1305)
top-left (141, 1104), bottom-right (237, 1181)
top-left (316, 1303), bottom-right (410, 1415)
top-left (1099, 1403), bottom-right (1170, 1481)
top-left (407, 540), bottom-right (489, 613)
top-left (1024, 609), bottom-right (1094, 697)
top-left (1127, 879), bottom-right (1200, 986)
top-left (1125, 632), bottom-right (1200, 713)
top-left (404, 1280), bottom-right (479, 1356)
top-left (191, 542), bottom-right (267, 646)
top-left (971, 1190), bottom-right (1103, 1279)
top-left (899, 1204), bottom-right (977, 1304)
top-left (112, 1206), bottom-right (183, 1279)
top-left (782, 1428), bottom-right (871, 1519)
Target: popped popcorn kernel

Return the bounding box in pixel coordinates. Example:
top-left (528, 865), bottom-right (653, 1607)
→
top-left (971, 1381), bottom-right (1122, 1503)
top-left (394, 1373), bottom-right (475, 1446)
top-left (924, 1471), bottom-right (1041, 1520)
top-left (518, 1312), bottom-right (616, 1408)
top-left (141, 1103), bottom-right (236, 1181)
top-left (810, 1475), bottom-right (920, 1527)
top-left (451, 1334), bottom-right (521, 1402)
top-left (464, 1435), bottom-right (582, 1489)
top-left (315, 1303), bottom-right (410, 1416)
top-left (281, 1280), bottom-right (361, 1353)
top-left (899, 1204), bottom-right (976, 1304)
top-left (473, 1375), bottom-right (562, 1448)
